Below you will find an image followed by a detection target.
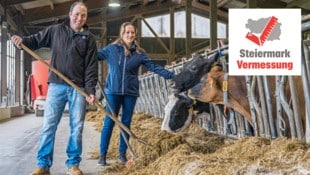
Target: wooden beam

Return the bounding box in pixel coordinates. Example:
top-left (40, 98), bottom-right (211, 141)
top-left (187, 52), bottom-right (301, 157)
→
top-left (23, 0), bottom-right (107, 24)
top-left (169, 7), bottom-right (175, 63)
top-left (192, 1), bottom-right (228, 19)
top-left (257, 0), bottom-right (286, 8)
top-left (20, 0), bottom-right (229, 28)
top-left (141, 16), bottom-right (170, 53)
top-left (1, 0), bottom-right (34, 6)
top-left (176, 40), bottom-right (210, 57)
top-left (246, 0), bottom-right (257, 8)
top-left (49, 0), bottom-right (54, 10)
top-left (23, 1), bottom-right (71, 24)
top-left (1, 20), bottom-right (8, 96)
top-left (142, 0), bottom-right (149, 6)
top-left (14, 4), bottom-right (24, 15)
top-left (185, 0), bottom-right (191, 58)
top-left (303, 14), bottom-right (310, 22)
top-left (210, 0), bottom-right (217, 50)
top-left (287, 0), bottom-right (309, 8)
top-left (87, 1), bottom-right (180, 24)
top-left (218, 0), bottom-right (232, 8)
top-left (0, 4), bottom-right (17, 31)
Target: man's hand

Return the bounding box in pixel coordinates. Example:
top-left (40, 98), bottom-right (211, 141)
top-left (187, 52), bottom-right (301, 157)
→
top-left (86, 94), bottom-right (95, 105)
top-left (11, 35), bottom-right (23, 49)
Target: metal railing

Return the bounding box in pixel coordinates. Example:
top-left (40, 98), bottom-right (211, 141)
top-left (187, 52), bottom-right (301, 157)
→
top-left (135, 42), bottom-right (310, 143)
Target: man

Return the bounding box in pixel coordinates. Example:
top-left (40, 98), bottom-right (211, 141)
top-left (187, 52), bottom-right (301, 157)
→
top-left (11, 2), bottom-right (98, 175)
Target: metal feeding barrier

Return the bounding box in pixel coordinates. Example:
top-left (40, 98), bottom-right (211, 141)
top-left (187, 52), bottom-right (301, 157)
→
top-left (135, 42), bottom-right (310, 143)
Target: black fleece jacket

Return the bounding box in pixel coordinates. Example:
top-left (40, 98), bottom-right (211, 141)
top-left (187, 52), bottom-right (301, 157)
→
top-left (22, 19), bottom-right (98, 95)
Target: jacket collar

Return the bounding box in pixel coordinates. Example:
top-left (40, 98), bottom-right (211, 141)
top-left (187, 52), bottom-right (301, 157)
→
top-left (117, 41), bottom-right (136, 52)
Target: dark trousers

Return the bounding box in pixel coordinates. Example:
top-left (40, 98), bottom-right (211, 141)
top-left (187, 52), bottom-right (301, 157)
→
top-left (100, 94), bottom-right (137, 155)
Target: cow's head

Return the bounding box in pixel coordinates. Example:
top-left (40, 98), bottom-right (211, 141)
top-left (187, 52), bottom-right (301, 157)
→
top-left (161, 93), bottom-right (193, 133)
top-left (161, 92), bottom-right (210, 133)
top-left (171, 52), bottom-right (219, 93)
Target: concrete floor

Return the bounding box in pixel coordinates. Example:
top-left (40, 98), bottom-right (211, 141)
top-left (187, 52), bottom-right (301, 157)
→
top-left (0, 113), bottom-right (104, 175)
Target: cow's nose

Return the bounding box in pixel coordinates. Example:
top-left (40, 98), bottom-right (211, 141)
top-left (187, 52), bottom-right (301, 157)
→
top-left (168, 81), bottom-right (181, 94)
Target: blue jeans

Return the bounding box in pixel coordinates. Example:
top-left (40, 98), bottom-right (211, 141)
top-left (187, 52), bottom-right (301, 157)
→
top-left (100, 94), bottom-right (137, 155)
top-left (37, 83), bottom-right (86, 168)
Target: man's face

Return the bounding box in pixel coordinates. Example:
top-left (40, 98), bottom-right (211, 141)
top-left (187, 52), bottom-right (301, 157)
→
top-left (69, 4), bottom-right (87, 32)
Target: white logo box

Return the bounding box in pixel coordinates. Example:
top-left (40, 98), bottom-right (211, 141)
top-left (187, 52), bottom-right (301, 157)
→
top-left (229, 9), bottom-right (301, 76)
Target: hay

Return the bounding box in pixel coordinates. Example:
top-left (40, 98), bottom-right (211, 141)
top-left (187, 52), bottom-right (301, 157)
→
top-left (84, 111), bottom-right (310, 175)
top-left (85, 109), bottom-right (104, 132)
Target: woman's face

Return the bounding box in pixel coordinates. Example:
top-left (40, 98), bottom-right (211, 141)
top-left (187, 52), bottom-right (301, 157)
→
top-left (122, 25), bottom-right (135, 45)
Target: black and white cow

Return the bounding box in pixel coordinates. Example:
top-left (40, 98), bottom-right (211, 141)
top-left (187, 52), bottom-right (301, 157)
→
top-left (162, 51), bottom-right (241, 134)
top-left (169, 50), bottom-right (254, 128)
top-left (167, 49), bottom-right (307, 138)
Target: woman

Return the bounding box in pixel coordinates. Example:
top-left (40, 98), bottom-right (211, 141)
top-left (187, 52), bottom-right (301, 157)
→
top-left (97, 22), bottom-right (175, 166)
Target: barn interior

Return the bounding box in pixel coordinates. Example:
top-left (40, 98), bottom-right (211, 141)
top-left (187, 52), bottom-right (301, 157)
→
top-left (0, 0), bottom-right (309, 131)
top-left (1, 0), bottom-right (310, 115)
top-left (0, 1), bottom-right (310, 174)
top-left (0, 0), bottom-right (309, 135)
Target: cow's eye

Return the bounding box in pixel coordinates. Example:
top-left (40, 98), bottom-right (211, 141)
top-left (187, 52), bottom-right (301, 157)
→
top-left (190, 66), bottom-right (197, 72)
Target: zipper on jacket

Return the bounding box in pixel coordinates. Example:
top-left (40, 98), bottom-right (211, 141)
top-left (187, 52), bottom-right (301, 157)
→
top-left (119, 54), bottom-right (121, 65)
top-left (121, 55), bottom-right (127, 94)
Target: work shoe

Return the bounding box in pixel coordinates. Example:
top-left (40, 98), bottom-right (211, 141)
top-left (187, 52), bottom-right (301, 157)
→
top-left (66, 166), bottom-right (83, 175)
top-left (29, 167), bottom-right (50, 175)
top-left (118, 154), bottom-right (127, 164)
top-left (97, 154), bottom-right (107, 166)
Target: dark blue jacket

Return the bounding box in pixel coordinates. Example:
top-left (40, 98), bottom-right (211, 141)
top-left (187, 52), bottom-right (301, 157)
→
top-left (98, 42), bottom-right (175, 96)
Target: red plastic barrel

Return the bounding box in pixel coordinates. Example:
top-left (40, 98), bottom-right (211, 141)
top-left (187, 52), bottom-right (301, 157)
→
top-left (31, 60), bottom-right (50, 101)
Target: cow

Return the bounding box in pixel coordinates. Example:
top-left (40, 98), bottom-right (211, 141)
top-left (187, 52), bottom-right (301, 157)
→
top-left (167, 54), bottom-right (306, 138)
top-left (167, 52), bottom-right (253, 131)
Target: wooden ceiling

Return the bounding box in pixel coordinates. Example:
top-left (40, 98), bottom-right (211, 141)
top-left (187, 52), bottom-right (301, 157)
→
top-left (1, 0), bottom-right (310, 40)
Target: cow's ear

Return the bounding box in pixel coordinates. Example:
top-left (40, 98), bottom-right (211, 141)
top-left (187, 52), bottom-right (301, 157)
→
top-left (175, 92), bottom-right (186, 99)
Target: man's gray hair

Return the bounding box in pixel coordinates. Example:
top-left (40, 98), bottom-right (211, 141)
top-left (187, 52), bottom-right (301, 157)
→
top-left (69, 1), bottom-right (87, 12)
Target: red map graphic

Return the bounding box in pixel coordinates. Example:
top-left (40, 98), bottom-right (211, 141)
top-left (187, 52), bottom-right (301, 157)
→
top-left (245, 16), bottom-right (278, 46)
